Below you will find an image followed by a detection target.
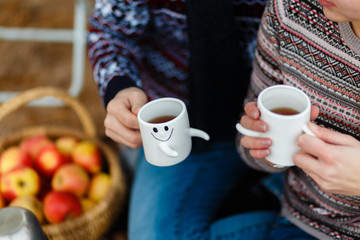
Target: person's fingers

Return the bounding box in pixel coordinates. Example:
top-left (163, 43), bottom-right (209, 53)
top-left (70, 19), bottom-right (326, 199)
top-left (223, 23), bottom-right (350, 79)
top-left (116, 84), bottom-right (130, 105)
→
top-left (297, 133), bottom-right (334, 161)
top-left (241, 136), bottom-right (271, 149)
top-left (249, 149), bottom-right (271, 159)
top-left (307, 122), bottom-right (355, 145)
top-left (293, 150), bottom-right (331, 189)
top-left (123, 87), bottom-right (148, 115)
top-left (131, 98), bottom-right (147, 115)
top-left (293, 150), bottom-right (321, 175)
top-left (107, 100), bottom-right (139, 129)
top-left (241, 135), bottom-right (271, 159)
top-left (104, 116), bottom-right (141, 148)
top-left (244, 101), bottom-right (260, 119)
top-left (105, 123), bottom-right (142, 148)
top-left (104, 112), bottom-right (141, 143)
top-left (240, 101), bottom-right (270, 160)
top-left (240, 115), bottom-right (268, 132)
top-left (310, 105), bottom-right (320, 121)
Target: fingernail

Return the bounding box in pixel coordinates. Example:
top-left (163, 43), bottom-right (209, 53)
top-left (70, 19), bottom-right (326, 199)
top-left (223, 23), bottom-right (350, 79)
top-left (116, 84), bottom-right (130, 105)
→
top-left (262, 149), bottom-right (270, 156)
top-left (257, 124), bottom-right (266, 132)
top-left (262, 139), bottom-right (271, 147)
top-left (251, 111), bottom-right (258, 119)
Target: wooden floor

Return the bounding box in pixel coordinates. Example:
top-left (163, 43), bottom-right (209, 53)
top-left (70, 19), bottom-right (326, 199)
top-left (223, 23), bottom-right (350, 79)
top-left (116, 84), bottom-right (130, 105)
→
top-left (0, 0), bottom-right (106, 136)
top-left (0, 1), bottom-right (128, 239)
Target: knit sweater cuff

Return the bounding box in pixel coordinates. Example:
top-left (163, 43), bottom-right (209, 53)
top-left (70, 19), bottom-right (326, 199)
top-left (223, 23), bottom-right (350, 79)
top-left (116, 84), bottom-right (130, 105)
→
top-left (104, 76), bottom-right (138, 108)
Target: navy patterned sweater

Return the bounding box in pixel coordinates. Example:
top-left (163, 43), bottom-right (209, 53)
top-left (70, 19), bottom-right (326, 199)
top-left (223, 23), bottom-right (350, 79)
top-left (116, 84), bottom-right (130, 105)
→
top-left (87, 0), bottom-right (267, 107)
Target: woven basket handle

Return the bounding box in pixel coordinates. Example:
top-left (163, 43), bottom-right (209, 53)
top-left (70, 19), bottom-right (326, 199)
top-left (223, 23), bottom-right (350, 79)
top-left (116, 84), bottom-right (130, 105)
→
top-left (0, 87), bottom-right (97, 138)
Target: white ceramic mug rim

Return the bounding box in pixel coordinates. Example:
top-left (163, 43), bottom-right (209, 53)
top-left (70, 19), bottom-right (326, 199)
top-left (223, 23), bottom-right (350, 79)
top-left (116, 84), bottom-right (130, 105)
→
top-left (258, 85), bottom-right (311, 119)
top-left (138, 97), bottom-right (186, 126)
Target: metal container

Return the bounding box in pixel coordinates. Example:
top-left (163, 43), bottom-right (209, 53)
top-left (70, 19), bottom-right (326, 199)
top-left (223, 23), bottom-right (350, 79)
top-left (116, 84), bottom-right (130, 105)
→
top-left (0, 207), bottom-right (48, 240)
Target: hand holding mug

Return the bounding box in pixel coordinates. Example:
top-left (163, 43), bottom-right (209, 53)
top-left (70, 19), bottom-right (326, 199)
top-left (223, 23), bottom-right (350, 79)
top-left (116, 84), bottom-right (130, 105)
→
top-left (295, 123), bottom-right (360, 196)
top-left (237, 85), bottom-right (319, 167)
top-left (239, 101), bottom-right (272, 160)
top-left (240, 102), bottom-right (319, 160)
top-left (104, 87), bottom-right (148, 148)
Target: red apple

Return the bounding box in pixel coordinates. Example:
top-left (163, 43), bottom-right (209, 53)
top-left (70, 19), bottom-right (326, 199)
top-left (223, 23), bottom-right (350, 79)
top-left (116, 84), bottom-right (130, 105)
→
top-left (52, 163), bottom-right (89, 197)
top-left (43, 191), bottom-right (82, 224)
top-left (55, 136), bottom-right (78, 158)
top-left (1, 167), bottom-right (41, 201)
top-left (88, 173), bottom-right (111, 202)
top-left (71, 141), bottom-right (102, 174)
top-left (19, 135), bottom-right (53, 160)
top-left (35, 144), bottom-right (70, 177)
top-left (9, 195), bottom-right (44, 223)
top-left (0, 193), bottom-right (6, 208)
top-left (0, 146), bottom-right (33, 174)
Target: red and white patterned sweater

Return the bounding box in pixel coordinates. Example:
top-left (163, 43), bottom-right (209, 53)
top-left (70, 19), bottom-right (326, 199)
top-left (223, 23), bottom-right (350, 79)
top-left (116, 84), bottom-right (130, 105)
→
top-left (238, 0), bottom-right (360, 239)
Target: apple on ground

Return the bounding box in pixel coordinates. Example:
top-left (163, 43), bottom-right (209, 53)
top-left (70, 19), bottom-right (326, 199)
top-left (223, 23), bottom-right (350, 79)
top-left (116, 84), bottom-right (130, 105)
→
top-left (55, 136), bottom-right (78, 158)
top-left (71, 141), bottom-right (102, 174)
top-left (19, 135), bottom-right (53, 160)
top-left (9, 195), bottom-right (44, 223)
top-left (1, 167), bottom-right (41, 201)
top-left (88, 173), bottom-right (111, 202)
top-left (43, 191), bottom-right (82, 224)
top-left (52, 163), bottom-right (90, 197)
top-left (0, 146), bottom-right (33, 174)
top-left (35, 144), bottom-right (70, 177)
top-left (80, 197), bottom-right (96, 212)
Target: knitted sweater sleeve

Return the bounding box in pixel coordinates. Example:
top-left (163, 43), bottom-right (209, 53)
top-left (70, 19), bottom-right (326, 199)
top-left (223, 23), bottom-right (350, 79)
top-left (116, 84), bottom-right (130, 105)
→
top-left (236, 0), bottom-right (286, 173)
top-left (87, 0), bottom-right (150, 107)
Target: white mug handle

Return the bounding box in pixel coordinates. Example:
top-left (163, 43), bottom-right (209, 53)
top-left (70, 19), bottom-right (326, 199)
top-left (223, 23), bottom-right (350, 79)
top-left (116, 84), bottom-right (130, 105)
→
top-left (189, 128), bottom-right (210, 141)
top-left (157, 128), bottom-right (210, 158)
top-left (302, 124), bottom-right (316, 137)
top-left (236, 122), bottom-right (317, 137)
top-left (158, 142), bottom-right (179, 158)
top-left (235, 123), bottom-right (265, 137)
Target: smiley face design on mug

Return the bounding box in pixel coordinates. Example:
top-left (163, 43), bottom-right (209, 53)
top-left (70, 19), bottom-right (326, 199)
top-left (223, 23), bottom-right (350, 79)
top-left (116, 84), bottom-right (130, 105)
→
top-left (151, 124), bottom-right (174, 142)
top-left (147, 115), bottom-right (178, 158)
top-left (138, 98), bottom-right (210, 166)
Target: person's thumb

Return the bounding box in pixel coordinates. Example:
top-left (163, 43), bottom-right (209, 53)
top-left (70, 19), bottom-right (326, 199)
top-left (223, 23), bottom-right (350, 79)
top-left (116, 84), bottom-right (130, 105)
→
top-left (132, 104), bottom-right (142, 115)
top-left (131, 98), bottom-right (147, 115)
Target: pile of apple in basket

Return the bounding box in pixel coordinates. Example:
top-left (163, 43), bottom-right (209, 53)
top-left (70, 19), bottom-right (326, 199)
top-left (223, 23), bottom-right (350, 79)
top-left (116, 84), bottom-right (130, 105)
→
top-left (0, 134), bottom-right (111, 224)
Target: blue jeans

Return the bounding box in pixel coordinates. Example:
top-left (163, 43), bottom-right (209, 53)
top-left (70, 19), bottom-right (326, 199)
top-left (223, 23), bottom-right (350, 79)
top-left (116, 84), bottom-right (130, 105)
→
top-left (128, 142), bottom-right (315, 240)
top-left (210, 212), bottom-right (316, 240)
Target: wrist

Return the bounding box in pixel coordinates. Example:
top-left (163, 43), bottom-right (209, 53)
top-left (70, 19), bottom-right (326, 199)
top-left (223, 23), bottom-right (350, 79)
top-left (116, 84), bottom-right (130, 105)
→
top-left (104, 76), bottom-right (138, 107)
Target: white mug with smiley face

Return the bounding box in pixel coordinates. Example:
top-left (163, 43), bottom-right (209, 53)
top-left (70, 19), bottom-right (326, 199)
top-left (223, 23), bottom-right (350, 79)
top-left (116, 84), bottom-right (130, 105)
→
top-left (138, 98), bottom-right (210, 166)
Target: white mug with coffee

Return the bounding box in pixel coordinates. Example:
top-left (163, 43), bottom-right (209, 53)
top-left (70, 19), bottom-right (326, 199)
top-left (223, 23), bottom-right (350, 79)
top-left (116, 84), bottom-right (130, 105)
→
top-left (138, 97), bottom-right (210, 166)
top-left (236, 85), bottom-right (315, 167)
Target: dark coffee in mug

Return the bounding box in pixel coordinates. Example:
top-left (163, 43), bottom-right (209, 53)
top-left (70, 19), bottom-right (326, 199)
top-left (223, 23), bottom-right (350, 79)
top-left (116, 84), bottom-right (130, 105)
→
top-left (148, 115), bottom-right (176, 123)
top-left (271, 107), bottom-right (299, 115)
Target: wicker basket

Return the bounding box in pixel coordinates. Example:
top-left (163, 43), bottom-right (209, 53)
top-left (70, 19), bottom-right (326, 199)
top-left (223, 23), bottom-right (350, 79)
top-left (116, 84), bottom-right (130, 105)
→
top-left (0, 87), bottom-right (127, 240)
